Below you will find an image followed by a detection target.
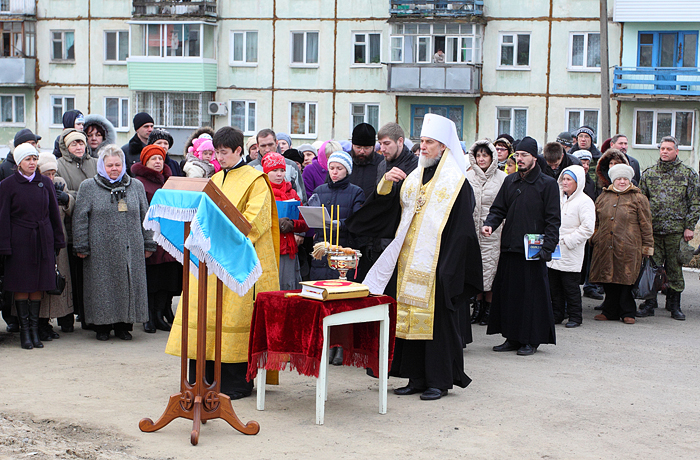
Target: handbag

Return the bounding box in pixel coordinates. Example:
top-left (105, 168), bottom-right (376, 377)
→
top-left (631, 257), bottom-right (666, 300)
top-left (46, 263), bottom-right (66, 296)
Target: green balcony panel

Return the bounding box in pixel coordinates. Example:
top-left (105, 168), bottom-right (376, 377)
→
top-left (127, 61), bottom-right (217, 92)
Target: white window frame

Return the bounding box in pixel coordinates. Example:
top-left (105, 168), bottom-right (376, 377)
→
top-left (350, 103), bottom-right (380, 135)
top-left (104, 97), bottom-right (130, 132)
top-left (229, 100), bottom-right (257, 136)
top-left (565, 108), bottom-right (600, 136)
top-left (229, 30), bottom-right (258, 67)
top-left (290, 31), bottom-right (319, 67)
top-left (495, 107), bottom-right (528, 140)
top-left (51, 30), bottom-right (75, 62)
top-left (390, 36), bottom-right (403, 63)
top-left (135, 92), bottom-right (210, 129)
top-left (497, 32), bottom-right (530, 70)
top-left (568, 32), bottom-right (601, 72)
top-left (416, 35), bottom-right (431, 63)
top-left (0, 94), bottom-right (25, 126)
top-left (352, 32), bottom-right (382, 67)
top-left (633, 108), bottom-right (695, 150)
top-left (104, 30), bottom-right (129, 64)
top-left (289, 101), bottom-right (318, 139)
top-left (51, 95), bottom-right (75, 126)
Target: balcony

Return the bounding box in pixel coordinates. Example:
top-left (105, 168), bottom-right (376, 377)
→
top-left (127, 58), bottom-right (217, 92)
top-left (613, 67), bottom-right (700, 101)
top-left (0, 0), bottom-right (35, 15)
top-left (132, 1), bottom-right (216, 19)
top-left (390, 1), bottom-right (483, 19)
top-left (0, 58), bottom-right (35, 86)
top-left (387, 63), bottom-right (480, 96)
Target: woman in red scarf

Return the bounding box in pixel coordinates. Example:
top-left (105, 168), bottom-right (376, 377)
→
top-left (263, 153), bottom-right (308, 290)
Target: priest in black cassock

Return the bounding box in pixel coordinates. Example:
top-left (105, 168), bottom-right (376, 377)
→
top-left (363, 114), bottom-right (482, 401)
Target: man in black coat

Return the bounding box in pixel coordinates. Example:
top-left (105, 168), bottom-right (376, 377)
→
top-left (349, 123), bottom-right (385, 198)
top-left (537, 141), bottom-right (581, 180)
top-left (121, 112), bottom-right (154, 175)
top-left (346, 122), bottom-right (418, 293)
top-left (482, 136), bottom-right (560, 356)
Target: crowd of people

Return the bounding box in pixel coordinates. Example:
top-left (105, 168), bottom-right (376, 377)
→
top-left (1, 109), bottom-right (698, 402)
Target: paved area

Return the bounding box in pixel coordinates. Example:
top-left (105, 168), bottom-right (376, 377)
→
top-left (1, 271), bottom-right (699, 459)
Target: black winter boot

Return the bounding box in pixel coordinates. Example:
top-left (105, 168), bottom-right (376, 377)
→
top-left (668, 290), bottom-right (686, 321)
top-left (39, 317), bottom-right (59, 341)
top-left (479, 301), bottom-right (491, 326)
top-left (144, 294), bottom-right (156, 333)
top-left (154, 293), bottom-right (172, 331)
top-left (162, 295), bottom-right (175, 324)
top-left (15, 300), bottom-right (32, 349)
top-left (28, 300), bottom-right (43, 348)
top-left (470, 299), bottom-right (482, 324)
top-left (636, 296), bottom-right (657, 317)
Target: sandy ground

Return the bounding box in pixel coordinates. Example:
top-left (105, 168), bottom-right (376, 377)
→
top-left (2, 272), bottom-right (700, 460)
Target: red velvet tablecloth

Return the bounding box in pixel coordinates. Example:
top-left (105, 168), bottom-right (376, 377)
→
top-left (246, 291), bottom-right (396, 380)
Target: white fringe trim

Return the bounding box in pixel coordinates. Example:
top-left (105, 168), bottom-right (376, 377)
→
top-left (146, 204), bottom-right (198, 223)
top-left (152, 232), bottom-right (184, 264)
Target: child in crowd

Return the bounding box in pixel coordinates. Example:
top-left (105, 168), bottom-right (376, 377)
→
top-left (184, 137), bottom-right (219, 178)
top-left (263, 153), bottom-right (309, 290)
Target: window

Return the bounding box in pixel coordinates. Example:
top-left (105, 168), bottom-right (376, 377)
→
top-left (290, 31), bottom-right (319, 65)
top-left (569, 32), bottom-right (600, 70)
top-left (51, 96), bottom-right (75, 125)
top-left (289, 102), bottom-right (317, 138)
top-left (634, 109), bottom-right (694, 148)
top-left (230, 100), bottom-right (256, 135)
top-left (136, 23), bottom-right (211, 58)
top-left (51, 30), bottom-right (74, 61)
top-left (136, 92), bottom-right (212, 128)
top-left (353, 32), bottom-right (381, 65)
top-left (566, 109), bottom-right (599, 135)
top-left (499, 32), bottom-right (530, 68)
top-left (351, 103), bottom-right (379, 133)
top-left (0, 0), bottom-right (8, 11)
top-left (230, 31), bottom-right (258, 65)
top-left (1, 21), bottom-right (35, 57)
top-left (496, 107), bottom-right (527, 140)
top-left (0, 95), bottom-right (24, 125)
top-left (637, 31), bottom-right (698, 68)
top-left (390, 23), bottom-right (481, 64)
top-left (411, 105), bottom-right (463, 139)
top-left (105, 97), bottom-right (130, 130)
top-left (105, 31), bottom-right (128, 63)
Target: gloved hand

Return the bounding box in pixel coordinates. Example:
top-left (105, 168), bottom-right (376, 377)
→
top-left (54, 181), bottom-right (65, 192)
top-left (56, 190), bottom-right (70, 206)
top-left (531, 249), bottom-right (552, 262)
top-left (279, 217), bottom-right (294, 234)
top-left (325, 220), bottom-right (339, 229)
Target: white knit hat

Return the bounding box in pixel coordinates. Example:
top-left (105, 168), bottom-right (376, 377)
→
top-left (327, 151), bottom-right (353, 174)
top-left (608, 163), bottom-right (634, 182)
top-left (13, 143), bottom-right (39, 165)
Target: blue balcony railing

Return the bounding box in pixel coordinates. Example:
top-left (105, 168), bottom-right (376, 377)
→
top-left (390, 1), bottom-right (484, 18)
top-left (613, 66), bottom-right (700, 96)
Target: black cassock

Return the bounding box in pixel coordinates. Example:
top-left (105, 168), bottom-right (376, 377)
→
top-left (354, 163), bottom-right (483, 390)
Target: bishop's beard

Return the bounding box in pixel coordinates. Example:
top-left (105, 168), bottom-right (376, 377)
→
top-left (419, 154), bottom-right (442, 169)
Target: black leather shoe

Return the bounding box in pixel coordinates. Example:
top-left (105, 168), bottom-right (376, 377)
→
top-left (583, 290), bottom-right (604, 300)
top-left (671, 309), bottom-right (686, 321)
top-left (594, 303), bottom-right (604, 311)
top-left (143, 321), bottom-right (156, 333)
top-left (228, 391), bottom-right (252, 400)
top-left (331, 347), bottom-right (343, 366)
top-left (565, 321), bottom-right (581, 328)
top-left (115, 330), bottom-right (132, 340)
top-left (6, 323), bottom-right (19, 333)
top-left (517, 344), bottom-right (538, 356)
top-left (420, 388), bottom-right (447, 400)
top-left (393, 385), bottom-right (425, 396)
top-left (96, 331), bottom-right (110, 341)
top-left (493, 340), bottom-right (520, 352)
top-left (60, 325), bottom-right (74, 333)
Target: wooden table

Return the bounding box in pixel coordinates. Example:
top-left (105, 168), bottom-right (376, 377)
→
top-left (247, 292), bottom-right (397, 425)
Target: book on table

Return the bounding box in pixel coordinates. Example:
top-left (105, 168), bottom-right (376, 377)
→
top-left (299, 280), bottom-right (370, 301)
top-left (524, 234), bottom-right (562, 260)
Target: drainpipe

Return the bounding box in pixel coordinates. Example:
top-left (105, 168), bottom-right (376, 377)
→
top-left (599, 0), bottom-right (610, 140)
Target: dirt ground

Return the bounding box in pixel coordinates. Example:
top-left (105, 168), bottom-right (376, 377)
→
top-left (2, 272), bottom-right (700, 460)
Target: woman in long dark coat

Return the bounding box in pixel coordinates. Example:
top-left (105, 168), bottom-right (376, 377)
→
top-left (131, 145), bottom-right (182, 333)
top-left (0, 144), bottom-right (66, 349)
top-left (73, 145), bottom-right (156, 341)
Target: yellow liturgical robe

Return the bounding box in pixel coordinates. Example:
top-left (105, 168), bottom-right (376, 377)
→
top-left (165, 164), bottom-right (280, 363)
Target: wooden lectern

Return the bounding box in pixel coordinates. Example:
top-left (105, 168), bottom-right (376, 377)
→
top-left (139, 177), bottom-right (259, 445)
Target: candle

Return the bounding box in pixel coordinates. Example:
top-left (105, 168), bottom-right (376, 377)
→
top-left (322, 204), bottom-right (327, 247)
top-left (329, 204), bottom-right (334, 249)
top-left (336, 205), bottom-right (340, 248)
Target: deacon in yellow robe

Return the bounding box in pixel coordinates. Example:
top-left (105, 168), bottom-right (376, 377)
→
top-left (165, 126), bottom-right (279, 399)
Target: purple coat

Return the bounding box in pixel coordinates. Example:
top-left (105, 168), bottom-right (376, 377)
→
top-left (0, 171), bottom-right (66, 292)
top-left (302, 157), bottom-right (328, 198)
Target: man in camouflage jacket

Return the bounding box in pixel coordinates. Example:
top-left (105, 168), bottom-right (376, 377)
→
top-left (637, 136), bottom-right (700, 320)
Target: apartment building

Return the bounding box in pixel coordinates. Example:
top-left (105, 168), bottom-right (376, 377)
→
top-left (2, 0), bottom-right (696, 170)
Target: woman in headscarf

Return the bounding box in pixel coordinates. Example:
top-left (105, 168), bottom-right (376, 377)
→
top-left (73, 145), bottom-right (156, 341)
top-left (132, 145), bottom-right (182, 332)
top-left (0, 144), bottom-right (65, 349)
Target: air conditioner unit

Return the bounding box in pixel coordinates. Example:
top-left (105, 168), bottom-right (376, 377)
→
top-left (208, 102), bottom-right (228, 116)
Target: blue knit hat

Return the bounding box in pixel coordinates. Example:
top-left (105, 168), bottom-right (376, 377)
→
top-left (327, 151), bottom-right (353, 174)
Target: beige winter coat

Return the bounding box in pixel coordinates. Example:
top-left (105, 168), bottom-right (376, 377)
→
top-left (466, 140), bottom-right (507, 291)
top-left (546, 165), bottom-right (595, 273)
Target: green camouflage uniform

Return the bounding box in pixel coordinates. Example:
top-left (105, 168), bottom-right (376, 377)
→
top-left (640, 157), bottom-right (700, 292)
